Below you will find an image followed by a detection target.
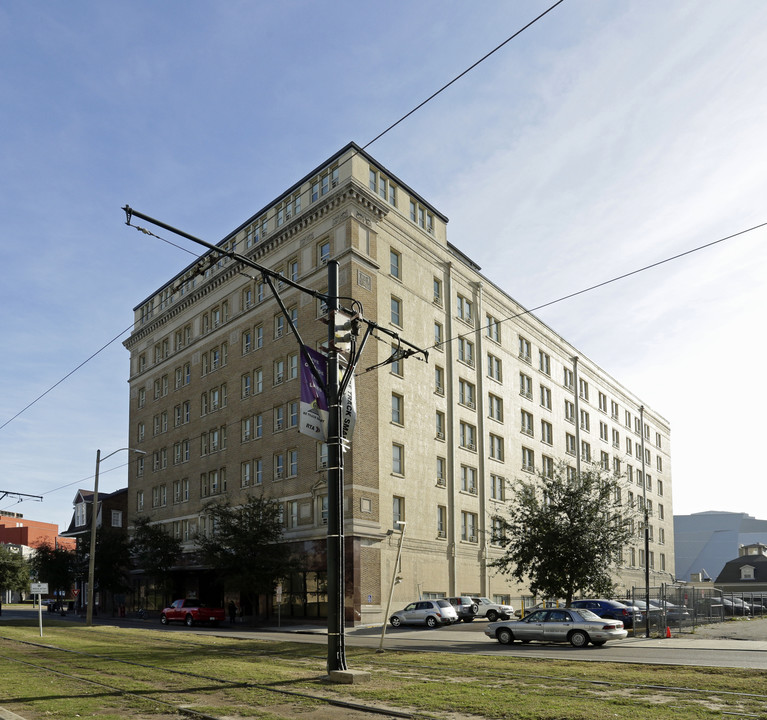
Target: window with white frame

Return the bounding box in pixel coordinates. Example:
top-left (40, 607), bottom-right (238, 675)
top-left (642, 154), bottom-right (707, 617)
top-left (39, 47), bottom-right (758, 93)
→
top-left (461, 465), bottom-right (477, 494)
top-left (461, 511), bottom-right (477, 542)
top-left (522, 447), bottom-right (534, 472)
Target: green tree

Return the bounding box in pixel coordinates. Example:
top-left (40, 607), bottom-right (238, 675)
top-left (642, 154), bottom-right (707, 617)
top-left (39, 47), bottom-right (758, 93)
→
top-left (29, 541), bottom-right (77, 598)
top-left (130, 517), bottom-right (183, 607)
top-left (0, 545), bottom-right (29, 599)
top-left (196, 494), bottom-right (295, 619)
top-left (490, 463), bottom-right (636, 605)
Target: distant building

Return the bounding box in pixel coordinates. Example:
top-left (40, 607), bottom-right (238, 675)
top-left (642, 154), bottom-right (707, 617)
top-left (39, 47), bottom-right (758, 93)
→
top-left (714, 543), bottom-right (767, 595)
top-left (674, 511), bottom-right (767, 582)
top-left (0, 512), bottom-right (74, 551)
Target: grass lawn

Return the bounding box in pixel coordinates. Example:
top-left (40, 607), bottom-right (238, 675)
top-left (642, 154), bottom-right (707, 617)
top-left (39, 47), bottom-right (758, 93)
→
top-left (0, 617), bottom-right (765, 720)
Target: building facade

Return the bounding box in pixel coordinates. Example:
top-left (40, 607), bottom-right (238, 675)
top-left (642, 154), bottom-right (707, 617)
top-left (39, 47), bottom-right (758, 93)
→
top-left (123, 143), bottom-right (674, 622)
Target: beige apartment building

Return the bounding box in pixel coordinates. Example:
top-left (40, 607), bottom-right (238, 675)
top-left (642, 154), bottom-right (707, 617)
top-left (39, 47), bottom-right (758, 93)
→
top-left (124, 142), bottom-right (674, 622)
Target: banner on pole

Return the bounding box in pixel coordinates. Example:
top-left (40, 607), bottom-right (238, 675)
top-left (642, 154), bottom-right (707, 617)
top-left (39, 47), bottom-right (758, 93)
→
top-left (300, 346), bottom-right (328, 441)
top-left (341, 370), bottom-right (356, 441)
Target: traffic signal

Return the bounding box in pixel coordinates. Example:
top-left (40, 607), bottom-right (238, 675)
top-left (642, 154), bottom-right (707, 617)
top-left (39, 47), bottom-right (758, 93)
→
top-left (332, 310), bottom-right (360, 353)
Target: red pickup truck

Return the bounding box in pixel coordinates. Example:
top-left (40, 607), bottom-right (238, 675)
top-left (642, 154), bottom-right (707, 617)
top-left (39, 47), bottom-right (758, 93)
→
top-left (160, 598), bottom-right (225, 627)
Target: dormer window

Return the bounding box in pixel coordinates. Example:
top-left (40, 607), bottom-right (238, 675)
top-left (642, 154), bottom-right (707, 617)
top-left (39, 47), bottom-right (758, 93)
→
top-left (740, 565), bottom-right (755, 580)
top-left (75, 502), bottom-right (87, 527)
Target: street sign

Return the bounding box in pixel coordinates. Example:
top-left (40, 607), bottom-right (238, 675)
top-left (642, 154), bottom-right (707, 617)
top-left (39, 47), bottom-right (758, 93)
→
top-left (30, 582), bottom-right (48, 595)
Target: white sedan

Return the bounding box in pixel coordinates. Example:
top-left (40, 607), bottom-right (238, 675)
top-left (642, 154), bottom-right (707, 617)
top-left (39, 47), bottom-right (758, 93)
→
top-left (484, 607), bottom-right (628, 648)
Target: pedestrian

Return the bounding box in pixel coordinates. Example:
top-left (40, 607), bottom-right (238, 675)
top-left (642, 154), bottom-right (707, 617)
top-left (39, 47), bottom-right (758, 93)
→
top-left (228, 600), bottom-right (237, 624)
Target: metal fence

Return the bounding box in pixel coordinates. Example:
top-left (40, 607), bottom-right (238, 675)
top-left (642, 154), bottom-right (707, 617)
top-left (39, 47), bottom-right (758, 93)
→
top-left (623, 585), bottom-right (767, 634)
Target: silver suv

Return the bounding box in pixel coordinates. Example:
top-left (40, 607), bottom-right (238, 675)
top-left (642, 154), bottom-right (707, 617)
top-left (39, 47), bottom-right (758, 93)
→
top-left (390, 600), bottom-right (458, 628)
top-left (447, 596), bottom-right (479, 622)
top-left (471, 596), bottom-right (514, 621)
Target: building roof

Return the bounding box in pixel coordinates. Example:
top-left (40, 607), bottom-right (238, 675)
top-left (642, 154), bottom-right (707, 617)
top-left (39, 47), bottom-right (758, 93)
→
top-left (715, 553), bottom-right (767, 583)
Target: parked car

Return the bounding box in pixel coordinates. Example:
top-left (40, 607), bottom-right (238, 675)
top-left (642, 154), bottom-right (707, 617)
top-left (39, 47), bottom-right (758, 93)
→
top-left (447, 596), bottom-right (479, 622)
top-left (514, 600), bottom-right (562, 618)
top-left (484, 607), bottom-right (628, 648)
top-left (389, 599), bottom-right (458, 628)
top-left (471, 596), bottom-right (514, 621)
top-left (160, 599), bottom-right (226, 627)
top-left (569, 599), bottom-right (642, 629)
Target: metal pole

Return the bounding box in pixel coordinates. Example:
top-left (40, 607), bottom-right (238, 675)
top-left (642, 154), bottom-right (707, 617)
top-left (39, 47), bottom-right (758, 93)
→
top-left (377, 521), bottom-right (406, 653)
top-left (572, 357), bottom-right (581, 478)
top-left (326, 259), bottom-right (347, 672)
top-left (640, 405), bottom-right (650, 638)
top-left (86, 449), bottom-right (101, 626)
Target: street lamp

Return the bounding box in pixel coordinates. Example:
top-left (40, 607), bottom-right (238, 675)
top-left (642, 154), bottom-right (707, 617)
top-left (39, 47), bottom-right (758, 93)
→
top-left (377, 521), bottom-right (406, 653)
top-left (86, 447), bottom-right (146, 626)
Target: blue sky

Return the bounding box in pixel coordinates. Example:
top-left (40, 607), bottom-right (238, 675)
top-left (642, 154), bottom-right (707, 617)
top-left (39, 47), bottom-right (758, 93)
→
top-left (1, 1), bottom-right (766, 529)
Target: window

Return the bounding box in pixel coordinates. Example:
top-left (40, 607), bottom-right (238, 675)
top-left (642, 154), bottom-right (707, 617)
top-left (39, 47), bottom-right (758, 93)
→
top-left (409, 200), bottom-right (434, 233)
top-left (369, 168), bottom-right (397, 205)
top-left (488, 394), bottom-right (503, 422)
top-left (541, 420), bottom-right (553, 445)
top-left (521, 410), bottom-right (534, 436)
top-left (566, 433), bottom-right (576, 456)
top-left (393, 496), bottom-right (405, 527)
top-left (518, 336), bottom-right (532, 363)
top-left (581, 441), bottom-right (591, 462)
top-left (540, 385), bottom-right (552, 410)
top-left (625, 409), bottom-right (632, 428)
top-left (522, 447), bottom-right (534, 472)
top-left (611, 400), bottom-right (619, 419)
top-left (437, 506), bottom-right (447, 537)
top-left (458, 338), bottom-right (474, 366)
top-left (459, 379), bottom-right (476, 408)
top-left (486, 314), bottom-right (500, 342)
top-left (436, 456), bottom-right (446, 485)
top-left (433, 278), bottom-right (443, 306)
top-left (489, 434), bottom-right (504, 461)
top-left (390, 296), bottom-right (402, 326)
top-left (657, 479), bottom-right (664, 496)
top-left (541, 455), bottom-right (554, 478)
top-left (391, 393), bottom-right (403, 425)
top-left (600, 421), bottom-right (608, 441)
top-left (390, 344), bottom-right (403, 376)
top-left (519, 373), bottom-right (533, 399)
top-left (318, 240), bottom-right (330, 265)
top-left (288, 449), bottom-right (298, 477)
top-left (579, 378), bottom-right (589, 401)
top-left (456, 295), bottom-right (473, 323)
top-left (392, 443), bottom-right (404, 475)
top-left (563, 367), bottom-right (574, 390)
top-left (434, 365), bottom-right (444, 394)
top-left (626, 437), bottom-right (633, 455)
top-left (600, 451), bottom-right (609, 470)
top-left (598, 392), bottom-right (608, 412)
top-left (580, 409), bottom-right (590, 432)
top-left (461, 511), bottom-right (477, 542)
top-left (459, 421), bottom-right (476, 450)
top-left (539, 350), bottom-right (551, 376)
top-left (434, 321), bottom-right (443, 346)
top-left (487, 353), bottom-right (502, 381)
top-left (490, 474), bottom-right (505, 500)
top-left (612, 428), bottom-right (620, 448)
top-left (491, 517), bottom-right (505, 545)
top-left (436, 411), bottom-right (445, 439)
top-left (274, 453), bottom-right (285, 480)
top-left (390, 249), bottom-right (401, 279)
top-left (461, 465), bottom-right (477, 493)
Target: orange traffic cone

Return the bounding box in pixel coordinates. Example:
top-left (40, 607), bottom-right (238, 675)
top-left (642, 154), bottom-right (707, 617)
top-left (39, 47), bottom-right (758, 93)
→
top-left (665, 626), bottom-right (671, 638)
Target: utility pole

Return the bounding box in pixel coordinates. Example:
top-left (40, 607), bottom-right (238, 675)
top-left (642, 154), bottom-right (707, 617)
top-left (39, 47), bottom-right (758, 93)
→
top-left (326, 259), bottom-right (347, 672)
top-left (640, 405), bottom-right (650, 638)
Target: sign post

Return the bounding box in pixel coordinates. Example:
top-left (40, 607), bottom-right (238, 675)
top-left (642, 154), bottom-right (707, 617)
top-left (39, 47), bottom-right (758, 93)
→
top-left (30, 582), bottom-right (48, 637)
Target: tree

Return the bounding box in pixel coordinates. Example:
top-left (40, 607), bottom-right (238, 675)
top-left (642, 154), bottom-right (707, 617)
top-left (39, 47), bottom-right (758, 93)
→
top-left (29, 541), bottom-right (77, 599)
top-left (130, 517), bottom-right (183, 606)
top-left (0, 545), bottom-right (29, 599)
top-left (490, 463), bottom-right (636, 606)
top-left (196, 494), bottom-right (295, 619)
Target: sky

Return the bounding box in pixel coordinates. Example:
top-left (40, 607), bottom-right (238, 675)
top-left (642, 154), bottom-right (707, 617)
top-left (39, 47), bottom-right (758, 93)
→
top-left (1, 1), bottom-right (766, 531)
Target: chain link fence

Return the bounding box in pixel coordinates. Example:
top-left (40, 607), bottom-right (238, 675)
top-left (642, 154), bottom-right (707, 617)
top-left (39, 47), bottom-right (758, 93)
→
top-left (622, 585), bottom-right (767, 634)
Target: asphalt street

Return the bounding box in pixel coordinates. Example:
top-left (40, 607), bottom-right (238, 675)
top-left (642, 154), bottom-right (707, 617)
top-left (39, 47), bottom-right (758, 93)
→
top-left (3, 605), bottom-right (766, 670)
